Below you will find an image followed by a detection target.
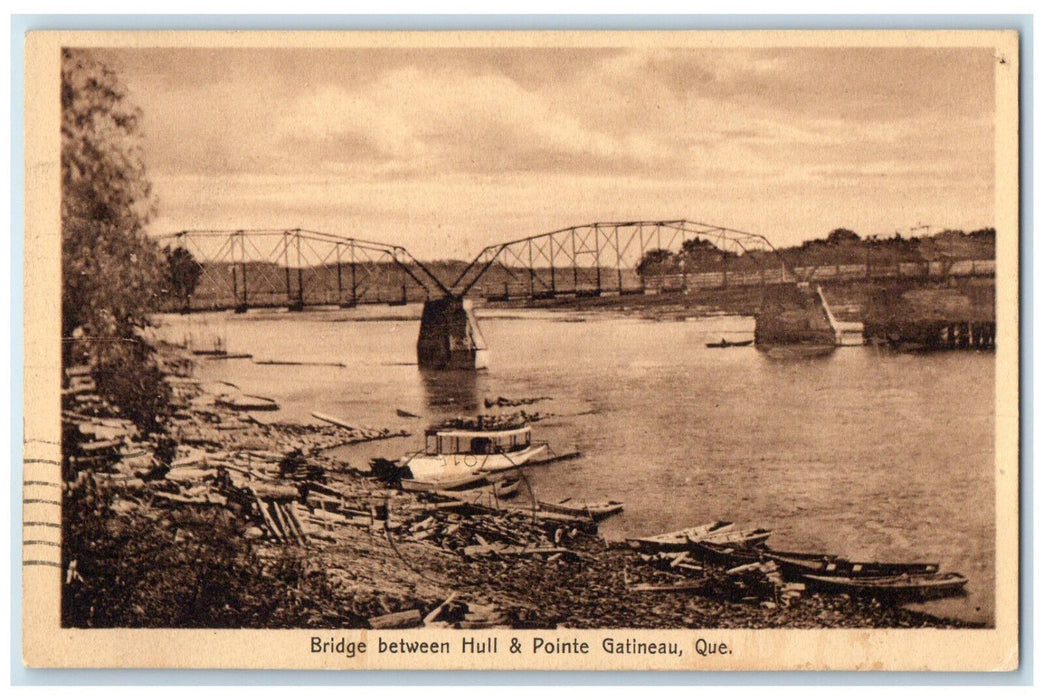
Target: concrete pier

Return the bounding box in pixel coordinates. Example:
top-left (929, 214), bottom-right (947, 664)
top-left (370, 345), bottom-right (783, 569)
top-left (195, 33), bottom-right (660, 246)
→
top-left (754, 284), bottom-right (840, 347)
top-left (417, 296), bottom-right (489, 370)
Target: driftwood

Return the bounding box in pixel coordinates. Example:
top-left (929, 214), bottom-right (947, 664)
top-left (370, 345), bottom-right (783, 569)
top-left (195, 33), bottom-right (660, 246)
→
top-left (153, 491), bottom-right (227, 506)
top-left (368, 609), bottom-right (422, 629)
top-left (630, 582), bottom-right (706, 593)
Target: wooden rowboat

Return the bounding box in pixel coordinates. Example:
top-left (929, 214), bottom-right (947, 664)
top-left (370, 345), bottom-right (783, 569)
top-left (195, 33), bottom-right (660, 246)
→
top-left (400, 472), bottom-right (489, 492)
top-left (696, 527), bottom-right (773, 548)
top-left (801, 572), bottom-right (968, 601)
top-left (215, 394), bottom-right (279, 412)
top-left (537, 498), bottom-right (624, 521)
top-left (764, 551), bottom-right (940, 579)
top-left (627, 521), bottom-right (734, 553)
top-left (692, 541), bottom-right (941, 579)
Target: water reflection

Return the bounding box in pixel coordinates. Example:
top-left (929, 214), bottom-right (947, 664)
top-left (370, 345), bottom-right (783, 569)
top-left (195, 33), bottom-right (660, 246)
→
top-left (419, 368), bottom-right (482, 414)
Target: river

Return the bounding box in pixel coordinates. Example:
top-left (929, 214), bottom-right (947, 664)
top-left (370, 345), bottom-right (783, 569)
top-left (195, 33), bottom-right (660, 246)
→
top-left (156, 305), bottom-right (996, 625)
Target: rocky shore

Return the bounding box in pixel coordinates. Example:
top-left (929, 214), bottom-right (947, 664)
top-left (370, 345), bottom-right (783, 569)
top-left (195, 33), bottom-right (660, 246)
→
top-left (61, 342), bottom-right (980, 630)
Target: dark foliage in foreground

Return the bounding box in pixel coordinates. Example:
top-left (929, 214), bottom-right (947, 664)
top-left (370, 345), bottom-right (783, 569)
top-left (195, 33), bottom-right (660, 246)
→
top-left (61, 478), bottom-right (339, 628)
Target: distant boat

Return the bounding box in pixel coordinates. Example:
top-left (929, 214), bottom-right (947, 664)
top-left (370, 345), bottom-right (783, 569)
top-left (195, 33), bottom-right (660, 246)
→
top-left (801, 572), bottom-right (968, 601)
top-left (627, 520), bottom-right (734, 553)
top-left (537, 498), bottom-right (624, 521)
top-left (705, 339), bottom-right (754, 348)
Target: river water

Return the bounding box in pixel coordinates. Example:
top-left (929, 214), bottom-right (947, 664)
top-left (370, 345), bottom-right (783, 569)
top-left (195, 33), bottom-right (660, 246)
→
top-left (156, 305), bottom-right (996, 625)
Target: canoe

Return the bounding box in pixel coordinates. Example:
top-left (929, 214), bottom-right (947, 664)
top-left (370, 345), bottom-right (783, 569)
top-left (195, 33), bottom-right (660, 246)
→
top-left (627, 521), bottom-right (734, 553)
top-left (705, 339), bottom-right (754, 348)
top-left (400, 472), bottom-right (489, 492)
top-left (763, 550), bottom-right (940, 579)
top-left (696, 527), bottom-right (773, 548)
top-left (537, 498), bottom-right (624, 521)
top-left (801, 572), bottom-right (968, 601)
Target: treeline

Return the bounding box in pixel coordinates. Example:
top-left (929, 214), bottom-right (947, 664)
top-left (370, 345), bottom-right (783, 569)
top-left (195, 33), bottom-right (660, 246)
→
top-left (637, 227), bottom-right (996, 275)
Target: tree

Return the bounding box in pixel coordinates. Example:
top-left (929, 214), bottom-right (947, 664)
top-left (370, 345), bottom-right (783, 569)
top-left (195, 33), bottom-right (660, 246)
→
top-left (62, 49), bottom-right (170, 432)
top-left (825, 228), bottom-right (861, 245)
top-left (165, 245), bottom-right (203, 312)
top-left (62, 48), bottom-right (163, 341)
top-left (636, 248), bottom-right (674, 276)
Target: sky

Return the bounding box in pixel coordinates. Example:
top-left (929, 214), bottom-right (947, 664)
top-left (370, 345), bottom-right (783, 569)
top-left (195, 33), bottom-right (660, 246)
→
top-left (92, 45), bottom-right (996, 261)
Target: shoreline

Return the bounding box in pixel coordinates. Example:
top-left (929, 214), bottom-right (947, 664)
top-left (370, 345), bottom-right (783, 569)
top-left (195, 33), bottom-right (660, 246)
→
top-left (60, 341), bottom-right (983, 630)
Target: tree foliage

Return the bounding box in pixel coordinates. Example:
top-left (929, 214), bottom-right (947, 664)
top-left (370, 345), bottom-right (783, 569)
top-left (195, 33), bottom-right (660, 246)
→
top-left (62, 49), bottom-right (172, 432)
top-left (164, 245), bottom-right (203, 311)
top-left (825, 228), bottom-right (861, 245)
top-left (62, 48), bottom-right (163, 340)
top-left (636, 248), bottom-right (673, 275)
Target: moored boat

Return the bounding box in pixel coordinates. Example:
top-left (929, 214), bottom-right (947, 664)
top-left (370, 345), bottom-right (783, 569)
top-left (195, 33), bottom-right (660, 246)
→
top-left (400, 472), bottom-right (490, 493)
top-left (399, 416), bottom-right (549, 480)
top-left (215, 393), bottom-right (279, 411)
top-left (705, 339), bottom-right (754, 348)
top-left (696, 527), bottom-right (773, 548)
top-left (690, 540), bottom-right (764, 567)
top-left (691, 542), bottom-right (942, 580)
top-left (627, 520), bottom-right (734, 553)
top-left (801, 571), bottom-right (968, 601)
top-left (537, 498), bottom-right (624, 521)
top-left (764, 550), bottom-right (940, 579)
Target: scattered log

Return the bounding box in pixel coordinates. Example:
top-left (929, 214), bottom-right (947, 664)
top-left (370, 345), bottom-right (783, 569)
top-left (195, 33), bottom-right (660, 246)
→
top-left (630, 582), bottom-right (706, 593)
top-left (368, 609), bottom-right (422, 629)
top-left (423, 594), bottom-right (457, 626)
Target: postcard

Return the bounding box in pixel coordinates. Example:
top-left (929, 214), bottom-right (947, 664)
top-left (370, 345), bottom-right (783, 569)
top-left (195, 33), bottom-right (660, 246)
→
top-left (22, 28), bottom-right (1019, 671)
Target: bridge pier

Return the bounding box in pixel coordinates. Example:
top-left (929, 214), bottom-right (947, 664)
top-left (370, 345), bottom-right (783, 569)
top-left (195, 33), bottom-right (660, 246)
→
top-left (417, 296), bottom-right (489, 370)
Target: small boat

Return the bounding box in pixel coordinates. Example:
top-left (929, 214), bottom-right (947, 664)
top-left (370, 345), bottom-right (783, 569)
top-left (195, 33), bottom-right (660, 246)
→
top-left (400, 472), bottom-right (490, 492)
top-left (627, 521), bottom-right (734, 553)
top-left (801, 572), bottom-right (968, 601)
top-left (690, 540), bottom-right (764, 567)
top-left (490, 477), bottom-right (522, 500)
top-left (764, 550), bottom-right (940, 579)
top-left (215, 394), bottom-right (279, 412)
top-left (399, 416), bottom-right (549, 480)
top-left (705, 339), bottom-right (754, 348)
top-left (696, 527), bottom-right (773, 548)
top-left (537, 498), bottom-right (624, 521)
top-left (692, 542), bottom-right (941, 579)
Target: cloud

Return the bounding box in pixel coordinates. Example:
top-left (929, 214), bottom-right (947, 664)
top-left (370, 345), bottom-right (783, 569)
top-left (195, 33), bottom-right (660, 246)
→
top-left (92, 45), bottom-right (995, 255)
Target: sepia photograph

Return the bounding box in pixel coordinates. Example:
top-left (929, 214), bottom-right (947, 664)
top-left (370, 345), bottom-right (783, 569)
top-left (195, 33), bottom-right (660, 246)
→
top-left (22, 29), bottom-right (1020, 671)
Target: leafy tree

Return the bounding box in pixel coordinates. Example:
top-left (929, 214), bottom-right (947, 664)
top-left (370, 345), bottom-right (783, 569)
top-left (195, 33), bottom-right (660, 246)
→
top-left (636, 248), bottom-right (674, 276)
top-left (62, 48), bottom-right (163, 341)
top-left (165, 245), bottom-right (203, 311)
top-left (825, 228), bottom-right (861, 245)
top-left (62, 49), bottom-right (170, 432)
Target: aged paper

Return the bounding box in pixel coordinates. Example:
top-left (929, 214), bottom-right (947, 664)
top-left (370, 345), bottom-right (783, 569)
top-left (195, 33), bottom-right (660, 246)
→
top-left (23, 29), bottom-right (1019, 671)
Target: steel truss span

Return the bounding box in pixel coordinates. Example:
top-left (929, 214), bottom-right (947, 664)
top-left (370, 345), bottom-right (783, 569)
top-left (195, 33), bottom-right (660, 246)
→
top-left (158, 228), bottom-right (448, 311)
top-left (450, 220), bottom-right (786, 300)
top-left (158, 221), bottom-right (787, 311)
